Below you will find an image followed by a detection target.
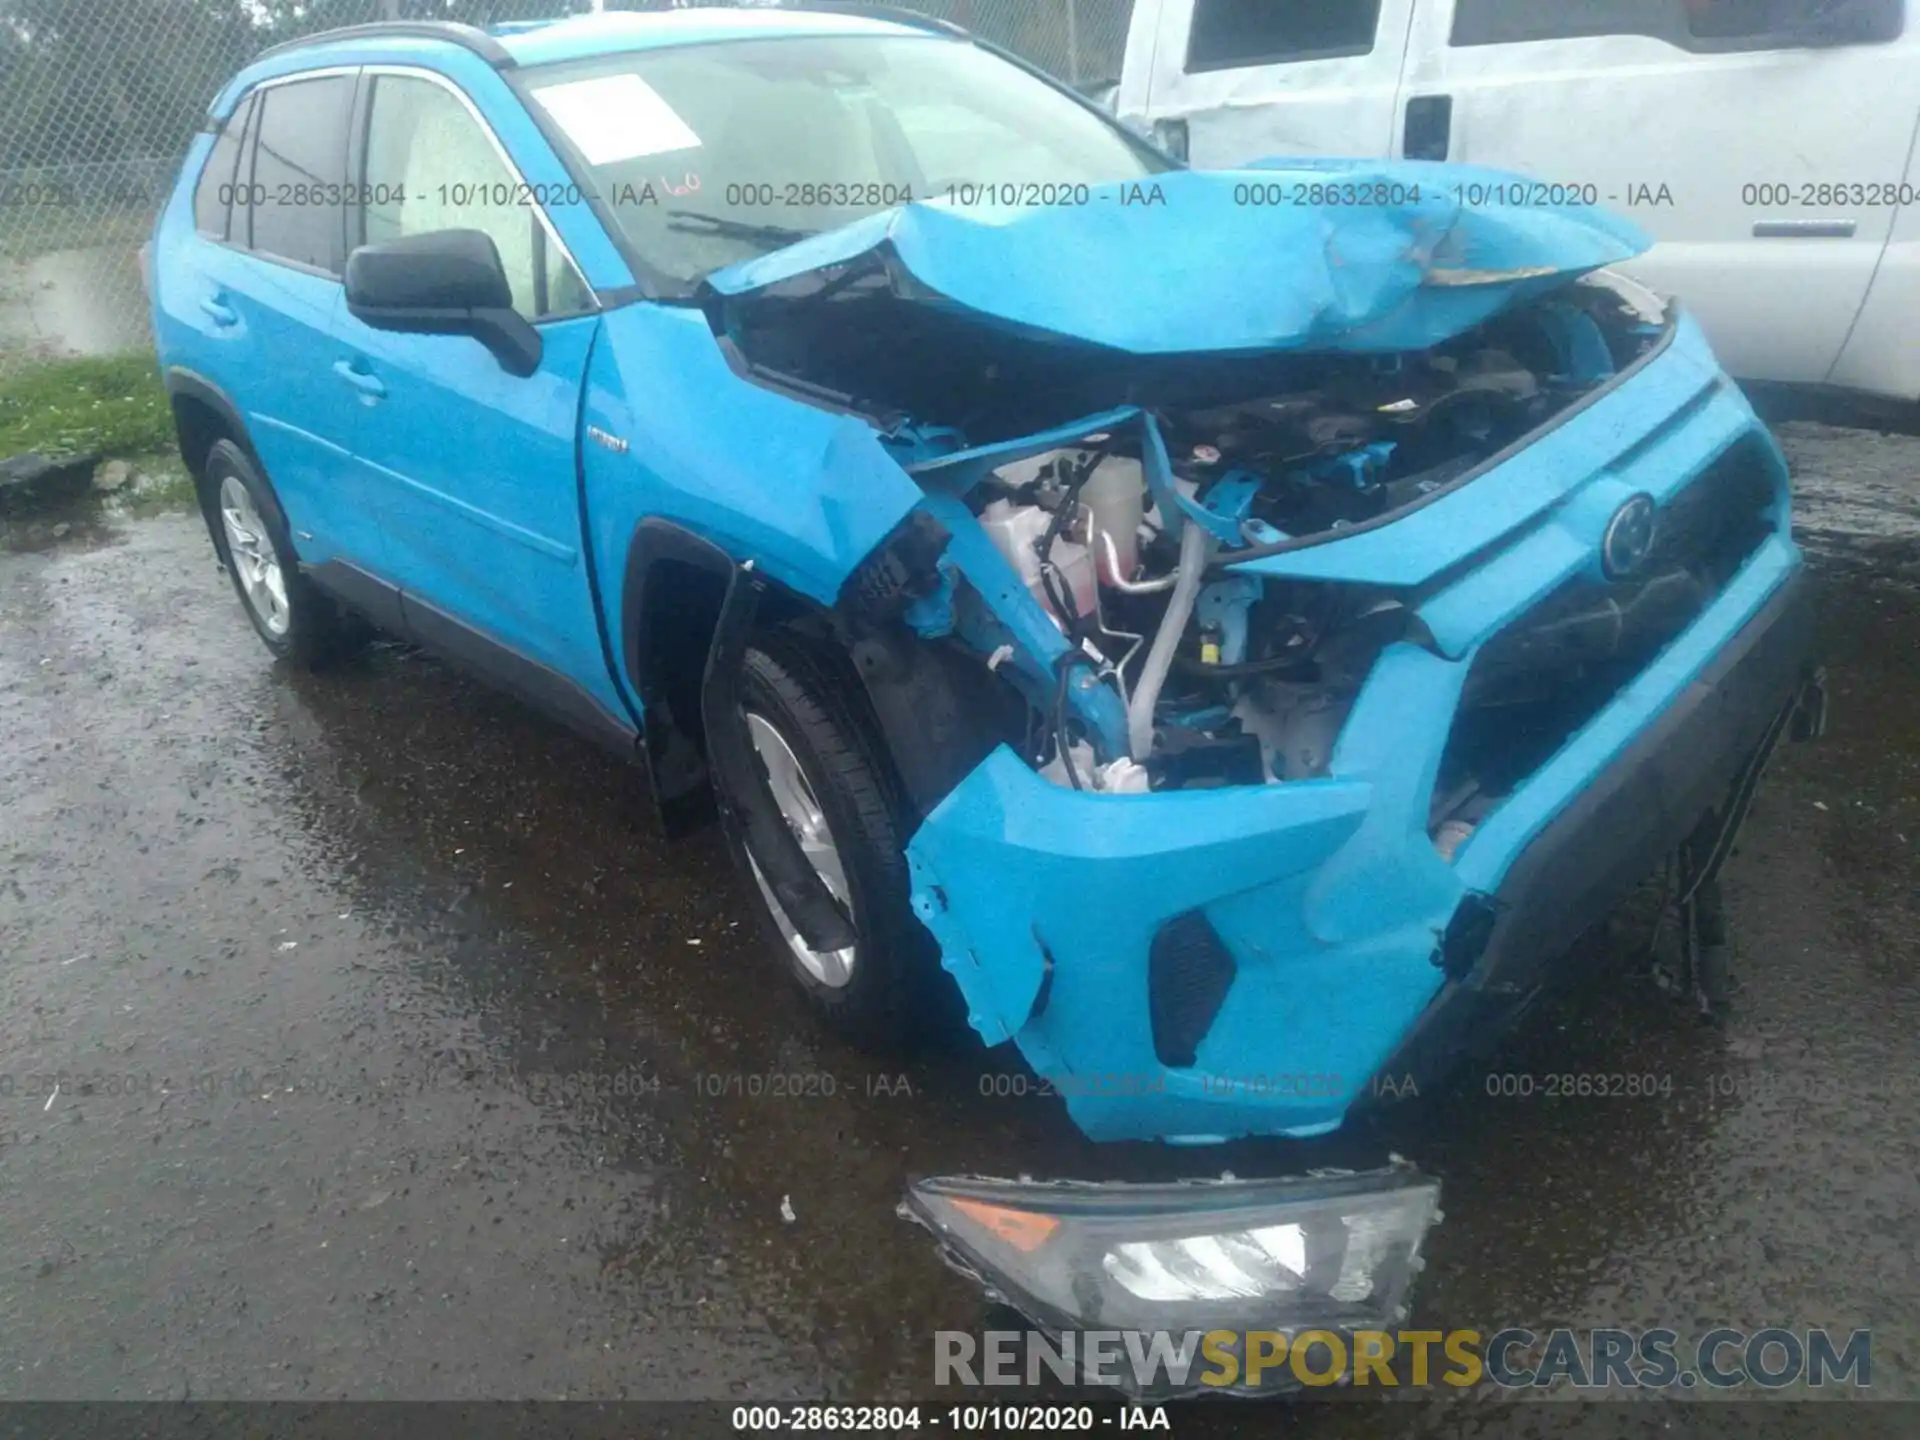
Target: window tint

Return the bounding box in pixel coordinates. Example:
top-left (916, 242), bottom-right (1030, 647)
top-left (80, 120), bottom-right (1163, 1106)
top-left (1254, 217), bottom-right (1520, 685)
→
top-left (193, 93), bottom-right (252, 239)
top-left (361, 74), bottom-right (590, 321)
top-left (1186, 0), bottom-right (1382, 72)
top-left (227, 94), bottom-right (264, 248)
top-left (1685, 0), bottom-right (1898, 38)
top-left (1453, 0), bottom-right (1901, 48)
top-left (248, 74), bottom-right (353, 272)
top-left (1454, 0), bottom-right (1670, 46)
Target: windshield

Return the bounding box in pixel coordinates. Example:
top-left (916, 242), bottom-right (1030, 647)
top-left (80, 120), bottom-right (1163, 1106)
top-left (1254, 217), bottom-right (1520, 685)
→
top-left (523, 34), bottom-right (1171, 293)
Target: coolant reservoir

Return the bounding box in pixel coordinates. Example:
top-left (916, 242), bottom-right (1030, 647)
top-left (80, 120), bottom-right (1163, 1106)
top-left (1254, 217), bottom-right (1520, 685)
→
top-left (980, 499), bottom-right (1096, 622)
top-left (1082, 456), bottom-right (1144, 584)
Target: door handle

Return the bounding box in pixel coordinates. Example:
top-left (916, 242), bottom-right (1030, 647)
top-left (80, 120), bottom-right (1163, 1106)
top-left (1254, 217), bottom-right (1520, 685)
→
top-left (332, 359), bottom-right (387, 400)
top-left (199, 297), bottom-right (238, 327)
top-left (1753, 219), bottom-right (1857, 239)
top-left (1404, 94), bottom-right (1452, 162)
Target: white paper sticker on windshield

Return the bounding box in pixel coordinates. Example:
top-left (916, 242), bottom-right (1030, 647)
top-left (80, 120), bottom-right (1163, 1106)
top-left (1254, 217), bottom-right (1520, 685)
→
top-left (531, 74), bottom-right (702, 166)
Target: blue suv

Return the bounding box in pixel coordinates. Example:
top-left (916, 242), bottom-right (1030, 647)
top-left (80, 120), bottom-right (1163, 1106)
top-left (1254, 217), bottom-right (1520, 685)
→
top-left (151, 7), bottom-right (1826, 1152)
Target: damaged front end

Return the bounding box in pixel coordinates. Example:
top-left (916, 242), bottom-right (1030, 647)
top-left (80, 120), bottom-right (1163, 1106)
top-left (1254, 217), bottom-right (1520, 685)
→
top-left (701, 165), bottom-right (1817, 1151)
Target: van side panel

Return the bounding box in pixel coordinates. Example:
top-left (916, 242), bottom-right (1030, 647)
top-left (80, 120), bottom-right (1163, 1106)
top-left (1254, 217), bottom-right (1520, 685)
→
top-left (1825, 102), bottom-right (1920, 403)
top-left (1136, 0), bottom-right (1418, 166)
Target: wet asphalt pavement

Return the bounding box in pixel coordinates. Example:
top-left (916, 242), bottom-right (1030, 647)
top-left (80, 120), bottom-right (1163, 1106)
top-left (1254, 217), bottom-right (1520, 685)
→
top-left (0, 418), bottom-right (1915, 1436)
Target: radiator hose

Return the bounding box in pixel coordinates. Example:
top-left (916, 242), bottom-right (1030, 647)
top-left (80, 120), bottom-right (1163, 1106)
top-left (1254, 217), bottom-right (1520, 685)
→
top-left (1127, 519), bottom-right (1218, 762)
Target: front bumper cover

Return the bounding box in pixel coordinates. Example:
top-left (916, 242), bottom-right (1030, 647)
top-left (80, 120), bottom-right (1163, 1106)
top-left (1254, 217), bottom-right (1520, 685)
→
top-left (1365, 566), bottom-right (1821, 1098)
top-left (905, 539), bottom-right (1818, 1145)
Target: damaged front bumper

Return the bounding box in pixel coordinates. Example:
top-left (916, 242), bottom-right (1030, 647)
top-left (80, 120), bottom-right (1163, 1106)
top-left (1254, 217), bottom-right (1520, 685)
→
top-left (904, 332), bottom-right (1822, 1147)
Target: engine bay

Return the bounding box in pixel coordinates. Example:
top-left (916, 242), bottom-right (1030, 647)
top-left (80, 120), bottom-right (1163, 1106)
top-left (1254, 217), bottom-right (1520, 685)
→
top-left (823, 271), bottom-right (1682, 850)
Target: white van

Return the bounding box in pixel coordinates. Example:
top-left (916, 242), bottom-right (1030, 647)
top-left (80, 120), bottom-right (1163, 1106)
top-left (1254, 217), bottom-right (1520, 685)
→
top-left (1116, 0), bottom-right (1920, 404)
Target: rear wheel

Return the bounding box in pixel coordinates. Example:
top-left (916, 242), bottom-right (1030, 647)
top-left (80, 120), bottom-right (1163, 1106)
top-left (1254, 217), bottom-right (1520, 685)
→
top-left (204, 439), bottom-right (366, 668)
top-left (722, 629), bottom-right (942, 1052)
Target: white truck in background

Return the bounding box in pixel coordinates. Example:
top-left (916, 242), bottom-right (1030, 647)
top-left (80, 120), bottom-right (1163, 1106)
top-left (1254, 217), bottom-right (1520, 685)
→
top-left (1115, 0), bottom-right (1920, 406)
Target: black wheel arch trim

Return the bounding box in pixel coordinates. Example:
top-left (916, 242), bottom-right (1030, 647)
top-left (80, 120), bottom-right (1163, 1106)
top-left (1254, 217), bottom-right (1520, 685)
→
top-left (625, 518), bottom-right (857, 952)
top-left (166, 371), bottom-right (266, 549)
top-left (623, 518), bottom-right (732, 824)
top-left (705, 564), bottom-right (862, 953)
top-left (163, 367), bottom-right (259, 477)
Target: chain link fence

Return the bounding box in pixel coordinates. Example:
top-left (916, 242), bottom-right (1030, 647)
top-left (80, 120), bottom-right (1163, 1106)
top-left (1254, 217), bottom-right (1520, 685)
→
top-left (0, 0), bottom-right (1131, 375)
top-left (620, 0), bottom-right (1135, 87)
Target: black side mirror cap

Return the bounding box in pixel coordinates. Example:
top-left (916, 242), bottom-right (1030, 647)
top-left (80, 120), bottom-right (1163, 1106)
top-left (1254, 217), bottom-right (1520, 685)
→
top-left (345, 228), bottom-right (542, 378)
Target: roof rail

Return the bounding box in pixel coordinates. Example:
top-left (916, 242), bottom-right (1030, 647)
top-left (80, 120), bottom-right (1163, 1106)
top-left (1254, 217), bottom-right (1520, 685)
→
top-left (250, 19), bottom-right (517, 70)
top-left (761, 3), bottom-right (970, 39)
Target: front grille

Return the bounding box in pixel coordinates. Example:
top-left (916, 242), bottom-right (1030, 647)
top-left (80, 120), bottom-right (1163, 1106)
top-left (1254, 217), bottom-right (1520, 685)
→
top-left (1148, 911), bottom-right (1238, 1069)
top-left (1436, 436), bottom-right (1776, 812)
top-left (1643, 435), bottom-right (1777, 587)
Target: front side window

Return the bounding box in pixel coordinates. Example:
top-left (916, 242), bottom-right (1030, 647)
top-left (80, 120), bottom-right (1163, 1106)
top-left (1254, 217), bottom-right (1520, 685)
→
top-left (361, 74), bottom-right (590, 320)
top-left (247, 74), bottom-right (353, 272)
top-left (1187, 0), bottom-right (1383, 72)
top-left (524, 34), bottom-right (1169, 295)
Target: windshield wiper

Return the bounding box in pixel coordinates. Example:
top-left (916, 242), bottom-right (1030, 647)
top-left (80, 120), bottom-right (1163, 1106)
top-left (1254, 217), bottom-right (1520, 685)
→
top-left (666, 210), bottom-right (818, 247)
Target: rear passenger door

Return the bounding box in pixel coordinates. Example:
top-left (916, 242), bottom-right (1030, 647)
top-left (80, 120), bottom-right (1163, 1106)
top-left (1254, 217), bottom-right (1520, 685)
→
top-left (1142, 0), bottom-right (1418, 166)
top-left (194, 70), bottom-right (390, 570)
top-left (1406, 0), bottom-right (1914, 386)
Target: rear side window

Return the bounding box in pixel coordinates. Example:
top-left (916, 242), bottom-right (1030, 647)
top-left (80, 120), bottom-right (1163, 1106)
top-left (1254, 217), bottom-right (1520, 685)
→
top-left (247, 74), bottom-right (355, 273)
top-left (1452, 0), bottom-right (1903, 49)
top-left (1186, 0), bottom-right (1383, 72)
top-left (193, 93), bottom-right (254, 239)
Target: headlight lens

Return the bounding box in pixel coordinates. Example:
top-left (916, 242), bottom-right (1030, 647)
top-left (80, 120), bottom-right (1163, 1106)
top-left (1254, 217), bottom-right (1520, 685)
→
top-left (1104, 1223), bottom-right (1309, 1301)
top-left (901, 1166), bottom-right (1440, 1355)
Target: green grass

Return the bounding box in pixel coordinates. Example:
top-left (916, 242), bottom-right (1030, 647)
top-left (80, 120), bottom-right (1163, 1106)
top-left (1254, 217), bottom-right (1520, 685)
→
top-left (0, 351), bottom-right (173, 460)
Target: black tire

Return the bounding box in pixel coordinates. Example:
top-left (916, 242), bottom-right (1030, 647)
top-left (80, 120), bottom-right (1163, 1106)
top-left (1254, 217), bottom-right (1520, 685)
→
top-left (202, 438), bottom-right (367, 668)
top-left (721, 628), bottom-right (945, 1052)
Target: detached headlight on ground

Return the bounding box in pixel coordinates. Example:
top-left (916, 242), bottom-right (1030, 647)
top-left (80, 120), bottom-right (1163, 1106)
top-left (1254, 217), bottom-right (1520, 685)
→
top-left (900, 1165), bottom-right (1441, 1369)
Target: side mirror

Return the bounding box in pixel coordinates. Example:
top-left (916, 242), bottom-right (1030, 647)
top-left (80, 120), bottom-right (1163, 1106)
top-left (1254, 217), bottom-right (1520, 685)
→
top-left (344, 229), bottom-right (542, 378)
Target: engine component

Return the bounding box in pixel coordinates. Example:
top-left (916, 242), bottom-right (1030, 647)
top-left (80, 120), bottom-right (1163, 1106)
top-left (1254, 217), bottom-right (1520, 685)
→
top-left (1146, 728), bottom-right (1266, 789)
top-left (928, 283), bottom-right (1670, 794)
top-left (1194, 576), bottom-right (1264, 668)
top-left (980, 496), bottom-right (1096, 622)
top-left (1128, 519), bottom-right (1218, 762)
top-left (1082, 455), bottom-right (1145, 584)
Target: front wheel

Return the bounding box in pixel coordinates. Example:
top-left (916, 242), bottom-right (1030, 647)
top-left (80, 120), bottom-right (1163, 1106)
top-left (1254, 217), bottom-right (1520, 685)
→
top-left (721, 629), bottom-right (943, 1052)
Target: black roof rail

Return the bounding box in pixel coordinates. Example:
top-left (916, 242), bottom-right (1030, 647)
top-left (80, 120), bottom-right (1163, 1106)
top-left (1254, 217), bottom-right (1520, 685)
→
top-left (250, 19), bottom-right (518, 70)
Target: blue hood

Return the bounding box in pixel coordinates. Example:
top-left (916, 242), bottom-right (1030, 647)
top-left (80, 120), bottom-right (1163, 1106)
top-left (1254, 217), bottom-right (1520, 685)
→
top-left (705, 163), bottom-right (1651, 356)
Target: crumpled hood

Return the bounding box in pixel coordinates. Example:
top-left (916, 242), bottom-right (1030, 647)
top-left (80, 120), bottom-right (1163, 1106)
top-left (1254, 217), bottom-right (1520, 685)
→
top-left (705, 162), bottom-right (1651, 356)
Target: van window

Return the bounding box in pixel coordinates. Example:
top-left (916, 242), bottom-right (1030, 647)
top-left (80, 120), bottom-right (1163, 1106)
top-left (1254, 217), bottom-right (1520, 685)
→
top-left (1684, 0), bottom-right (1899, 39)
top-left (193, 92), bottom-right (254, 240)
top-left (1186, 0), bottom-right (1383, 73)
top-left (1452, 0), bottom-right (1902, 49)
top-left (247, 75), bottom-right (354, 272)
